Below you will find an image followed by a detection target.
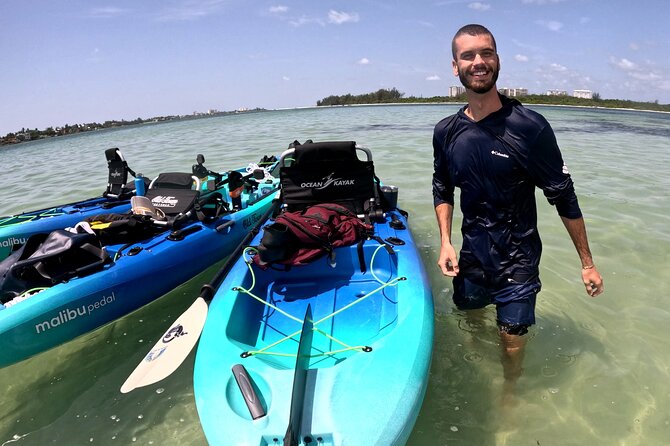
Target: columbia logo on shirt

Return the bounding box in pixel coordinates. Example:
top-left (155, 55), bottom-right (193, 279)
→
top-left (491, 150), bottom-right (509, 159)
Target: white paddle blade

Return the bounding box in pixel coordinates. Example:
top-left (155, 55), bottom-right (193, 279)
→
top-left (120, 297), bottom-right (209, 393)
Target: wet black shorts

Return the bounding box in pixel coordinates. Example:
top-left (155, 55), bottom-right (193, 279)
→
top-left (452, 274), bottom-right (541, 335)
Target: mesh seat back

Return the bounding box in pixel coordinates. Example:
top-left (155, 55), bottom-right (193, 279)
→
top-left (280, 141), bottom-right (377, 214)
top-left (145, 172), bottom-right (199, 216)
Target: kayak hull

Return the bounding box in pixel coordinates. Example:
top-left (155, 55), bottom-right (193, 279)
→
top-left (0, 179), bottom-right (280, 368)
top-left (194, 209), bottom-right (434, 445)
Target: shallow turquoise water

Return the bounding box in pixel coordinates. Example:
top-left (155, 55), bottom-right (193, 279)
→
top-left (0, 105), bottom-right (669, 445)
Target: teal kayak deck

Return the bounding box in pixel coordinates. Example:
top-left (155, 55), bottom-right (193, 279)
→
top-left (228, 242), bottom-right (400, 370)
top-left (194, 210), bottom-right (434, 445)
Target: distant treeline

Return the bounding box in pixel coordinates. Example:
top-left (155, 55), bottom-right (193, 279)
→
top-left (1, 109), bottom-right (265, 147)
top-left (317, 88), bottom-right (405, 106)
top-left (317, 88), bottom-right (670, 112)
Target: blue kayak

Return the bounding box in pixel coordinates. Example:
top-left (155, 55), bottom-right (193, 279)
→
top-left (0, 148), bottom-right (140, 260)
top-left (0, 158), bottom-right (280, 368)
top-left (193, 141), bottom-right (434, 445)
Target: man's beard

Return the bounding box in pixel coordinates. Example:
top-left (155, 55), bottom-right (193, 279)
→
top-left (458, 64), bottom-right (499, 94)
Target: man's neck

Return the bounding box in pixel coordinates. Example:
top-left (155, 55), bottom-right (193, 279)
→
top-left (464, 88), bottom-right (502, 121)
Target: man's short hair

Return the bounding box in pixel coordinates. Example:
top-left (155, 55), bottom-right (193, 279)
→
top-left (452, 24), bottom-right (497, 60)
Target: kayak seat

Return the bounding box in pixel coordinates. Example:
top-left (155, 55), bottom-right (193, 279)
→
top-left (103, 148), bottom-right (137, 199)
top-left (279, 140), bottom-right (383, 218)
top-left (144, 172), bottom-right (202, 219)
top-left (253, 140), bottom-right (385, 268)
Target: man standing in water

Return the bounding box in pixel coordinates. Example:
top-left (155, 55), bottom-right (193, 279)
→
top-left (432, 24), bottom-right (604, 396)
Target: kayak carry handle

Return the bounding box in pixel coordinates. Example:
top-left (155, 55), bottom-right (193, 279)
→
top-left (232, 364), bottom-right (266, 420)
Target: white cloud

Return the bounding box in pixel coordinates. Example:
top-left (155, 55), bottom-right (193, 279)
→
top-left (328, 10), bottom-right (360, 24)
top-left (536, 20), bottom-right (563, 31)
top-left (282, 76), bottom-right (290, 81)
top-left (357, 58), bottom-right (370, 65)
top-left (426, 75), bottom-right (441, 81)
top-left (156, 0), bottom-right (228, 22)
top-left (89, 7), bottom-right (128, 18)
top-left (613, 57), bottom-right (637, 71)
top-left (629, 42), bottom-right (640, 51)
top-left (515, 54), bottom-right (529, 62)
top-left (289, 15), bottom-right (324, 27)
top-left (269, 5), bottom-right (288, 14)
top-left (610, 56), bottom-right (666, 83)
top-left (286, 10), bottom-right (358, 27)
top-left (468, 2), bottom-right (491, 11)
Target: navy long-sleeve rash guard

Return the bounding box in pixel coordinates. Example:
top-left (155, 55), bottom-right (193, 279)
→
top-left (432, 95), bottom-right (582, 279)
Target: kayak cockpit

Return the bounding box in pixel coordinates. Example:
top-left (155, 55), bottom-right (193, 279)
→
top-left (225, 239), bottom-right (400, 370)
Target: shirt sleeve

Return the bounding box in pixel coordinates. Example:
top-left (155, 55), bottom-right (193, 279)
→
top-left (528, 124), bottom-right (583, 219)
top-left (432, 123), bottom-right (455, 208)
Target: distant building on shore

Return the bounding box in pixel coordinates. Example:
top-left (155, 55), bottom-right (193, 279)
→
top-left (546, 89), bottom-right (568, 96)
top-left (573, 89), bottom-right (593, 99)
top-left (449, 86), bottom-right (466, 97)
top-left (498, 88), bottom-right (527, 97)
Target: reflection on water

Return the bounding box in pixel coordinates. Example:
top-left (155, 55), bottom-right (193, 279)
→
top-left (1, 105), bottom-right (670, 445)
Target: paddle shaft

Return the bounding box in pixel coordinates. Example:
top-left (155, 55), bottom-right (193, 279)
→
top-left (201, 198), bottom-right (280, 303)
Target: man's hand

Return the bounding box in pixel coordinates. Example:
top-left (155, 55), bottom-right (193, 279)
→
top-left (437, 243), bottom-right (460, 277)
top-left (582, 267), bottom-right (604, 297)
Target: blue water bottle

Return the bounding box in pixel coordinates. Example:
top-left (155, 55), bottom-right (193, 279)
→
top-left (135, 173), bottom-right (145, 196)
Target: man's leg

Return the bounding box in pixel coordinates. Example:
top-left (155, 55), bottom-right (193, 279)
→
top-left (495, 286), bottom-right (538, 405)
top-left (499, 329), bottom-right (527, 382)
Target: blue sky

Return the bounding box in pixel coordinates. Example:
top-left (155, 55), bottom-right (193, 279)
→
top-left (2, 0), bottom-right (669, 135)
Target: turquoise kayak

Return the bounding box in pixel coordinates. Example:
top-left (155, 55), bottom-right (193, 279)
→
top-left (0, 148), bottom-right (141, 260)
top-left (193, 141), bottom-right (434, 445)
top-left (0, 158), bottom-right (280, 368)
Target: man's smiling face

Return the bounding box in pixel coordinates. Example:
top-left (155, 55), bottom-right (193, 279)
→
top-left (452, 33), bottom-right (500, 94)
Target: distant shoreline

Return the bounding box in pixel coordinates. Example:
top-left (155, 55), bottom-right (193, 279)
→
top-left (3, 99), bottom-right (668, 147)
top-left (312, 101), bottom-right (670, 115)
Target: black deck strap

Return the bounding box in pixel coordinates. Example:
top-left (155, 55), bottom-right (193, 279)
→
top-left (372, 235), bottom-right (395, 255)
top-left (192, 201), bottom-right (206, 222)
top-left (356, 240), bottom-right (367, 274)
top-left (74, 243), bottom-right (111, 275)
